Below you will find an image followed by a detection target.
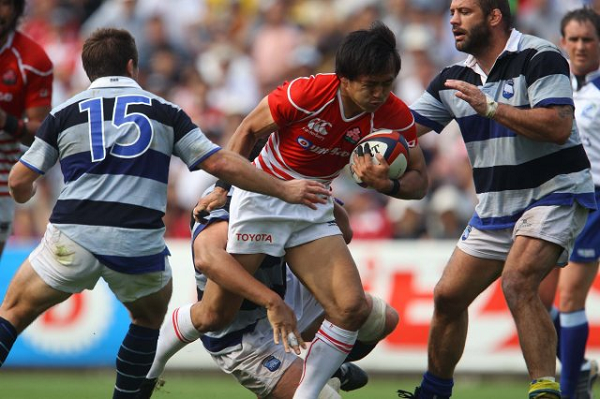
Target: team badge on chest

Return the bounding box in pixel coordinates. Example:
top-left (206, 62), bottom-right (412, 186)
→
top-left (2, 69), bottom-right (17, 86)
top-left (344, 127), bottom-right (361, 144)
top-left (502, 79), bottom-right (514, 99)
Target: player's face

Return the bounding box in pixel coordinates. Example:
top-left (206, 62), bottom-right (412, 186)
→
top-left (450, 0), bottom-right (491, 56)
top-left (561, 19), bottom-right (600, 77)
top-left (0, 0), bottom-right (16, 41)
top-left (342, 74), bottom-right (395, 114)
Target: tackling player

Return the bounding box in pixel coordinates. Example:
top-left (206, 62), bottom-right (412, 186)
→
top-left (0, 0), bottom-right (52, 256)
top-left (138, 186), bottom-right (399, 399)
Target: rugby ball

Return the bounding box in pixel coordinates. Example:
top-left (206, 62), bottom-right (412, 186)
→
top-left (349, 129), bottom-right (410, 187)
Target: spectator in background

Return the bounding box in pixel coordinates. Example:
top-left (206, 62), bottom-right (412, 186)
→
top-left (80, 0), bottom-right (144, 42)
top-left (0, 0), bottom-right (53, 257)
top-left (539, 7), bottom-right (600, 399)
top-left (250, 0), bottom-right (301, 94)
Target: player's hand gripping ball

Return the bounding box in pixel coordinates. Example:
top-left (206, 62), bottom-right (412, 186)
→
top-left (349, 129), bottom-right (410, 187)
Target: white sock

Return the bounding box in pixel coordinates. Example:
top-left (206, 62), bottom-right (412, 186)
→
top-left (317, 382), bottom-right (342, 399)
top-left (293, 320), bottom-right (357, 399)
top-left (146, 303), bottom-right (200, 379)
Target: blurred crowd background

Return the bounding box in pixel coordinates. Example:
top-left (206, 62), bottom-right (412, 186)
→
top-left (11, 0), bottom-right (599, 242)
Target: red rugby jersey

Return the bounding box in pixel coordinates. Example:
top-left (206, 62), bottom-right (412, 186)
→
top-left (259, 73), bottom-right (416, 182)
top-left (0, 31), bottom-right (53, 196)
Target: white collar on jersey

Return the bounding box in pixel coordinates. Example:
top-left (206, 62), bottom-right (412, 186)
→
top-left (0, 31), bottom-right (15, 54)
top-left (88, 76), bottom-right (142, 89)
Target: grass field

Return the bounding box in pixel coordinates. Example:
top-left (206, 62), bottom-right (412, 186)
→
top-left (2, 370), bottom-right (599, 398)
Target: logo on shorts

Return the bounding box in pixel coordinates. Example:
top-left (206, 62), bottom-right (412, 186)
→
top-left (236, 233), bottom-right (273, 243)
top-left (262, 355), bottom-right (281, 372)
top-left (577, 248), bottom-right (596, 258)
top-left (518, 218), bottom-right (531, 229)
top-left (461, 225), bottom-right (472, 241)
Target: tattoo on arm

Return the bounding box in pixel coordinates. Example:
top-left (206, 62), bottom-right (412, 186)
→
top-left (556, 105), bottom-right (574, 119)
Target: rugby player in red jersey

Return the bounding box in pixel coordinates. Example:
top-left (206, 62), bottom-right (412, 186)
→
top-left (189, 21), bottom-right (428, 399)
top-left (0, 0), bottom-right (52, 256)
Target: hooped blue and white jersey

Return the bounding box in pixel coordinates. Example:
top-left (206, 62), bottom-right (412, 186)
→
top-left (573, 70), bottom-right (600, 187)
top-left (20, 76), bottom-right (221, 274)
top-left (411, 30), bottom-right (596, 230)
top-left (191, 186), bottom-right (287, 355)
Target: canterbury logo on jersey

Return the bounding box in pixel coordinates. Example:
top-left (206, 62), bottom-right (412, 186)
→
top-left (236, 233), bottom-right (273, 243)
top-left (306, 118), bottom-right (332, 138)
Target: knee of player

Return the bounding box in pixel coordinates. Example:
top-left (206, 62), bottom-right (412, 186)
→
top-left (432, 283), bottom-right (468, 317)
top-left (557, 291), bottom-right (586, 312)
top-left (501, 271), bottom-right (535, 306)
top-left (191, 305), bottom-right (235, 333)
top-left (339, 296), bottom-right (370, 329)
top-left (358, 295), bottom-right (398, 343)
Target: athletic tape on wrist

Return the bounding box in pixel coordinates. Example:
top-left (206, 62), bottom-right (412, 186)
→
top-left (484, 95), bottom-right (498, 119)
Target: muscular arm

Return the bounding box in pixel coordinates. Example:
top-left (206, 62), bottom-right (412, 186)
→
top-left (194, 221), bottom-right (284, 311)
top-left (491, 104), bottom-right (573, 144)
top-left (8, 162), bottom-right (41, 203)
top-left (445, 79), bottom-right (573, 144)
top-left (227, 96), bottom-right (278, 156)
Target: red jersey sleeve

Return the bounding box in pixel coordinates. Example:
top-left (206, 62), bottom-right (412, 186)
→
top-left (268, 74), bottom-right (339, 127)
top-left (21, 35), bottom-right (53, 109)
top-left (373, 93), bottom-right (418, 147)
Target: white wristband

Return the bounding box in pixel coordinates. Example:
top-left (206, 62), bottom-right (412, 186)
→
top-left (485, 95), bottom-right (498, 119)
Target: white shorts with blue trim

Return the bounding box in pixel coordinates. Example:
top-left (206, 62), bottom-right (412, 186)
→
top-left (30, 223), bottom-right (172, 302)
top-left (457, 204), bottom-right (588, 266)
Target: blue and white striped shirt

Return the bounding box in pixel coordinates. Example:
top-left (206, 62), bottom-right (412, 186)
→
top-left (411, 30), bottom-right (596, 230)
top-left (20, 76), bottom-right (221, 273)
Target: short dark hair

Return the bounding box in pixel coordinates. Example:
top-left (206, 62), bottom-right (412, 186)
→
top-left (82, 28), bottom-right (138, 82)
top-left (335, 21), bottom-right (401, 81)
top-left (479, 0), bottom-right (512, 32)
top-left (560, 7), bottom-right (600, 39)
top-left (12, 0), bottom-right (25, 31)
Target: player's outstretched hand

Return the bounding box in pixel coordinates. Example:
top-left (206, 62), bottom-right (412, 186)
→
top-left (267, 298), bottom-right (306, 355)
top-left (444, 79), bottom-right (488, 115)
top-left (351, 143), bottom-right (392, 192)
top-left (281, 180), bottom-right (330, 210)
top-left (193, 187), bottom-right (228, 222)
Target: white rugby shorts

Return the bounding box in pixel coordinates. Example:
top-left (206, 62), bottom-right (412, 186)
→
top-left (227, 188), bottom-right (340, 257)
top-left (30, 223), bottom-right (172, 302)
top-left (457, 204), bottom-right (588, 265)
